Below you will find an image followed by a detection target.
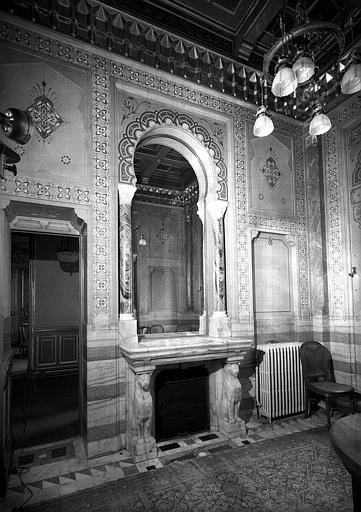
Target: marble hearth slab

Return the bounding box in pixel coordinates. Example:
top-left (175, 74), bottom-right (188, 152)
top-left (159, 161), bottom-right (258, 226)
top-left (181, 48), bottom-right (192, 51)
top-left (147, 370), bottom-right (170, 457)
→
top-left (119, 336), bottom-right (254, 367)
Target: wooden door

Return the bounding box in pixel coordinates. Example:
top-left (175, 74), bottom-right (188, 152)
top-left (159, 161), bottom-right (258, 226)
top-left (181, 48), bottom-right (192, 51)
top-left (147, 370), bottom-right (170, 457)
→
top-left (0, 210), bottom-right (13, 498)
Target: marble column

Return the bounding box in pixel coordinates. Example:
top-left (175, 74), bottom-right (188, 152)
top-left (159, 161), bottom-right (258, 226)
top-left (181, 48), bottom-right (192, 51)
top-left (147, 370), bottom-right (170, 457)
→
top-left (126, 364), bottom-right (157, 461)
top-left (118, 183), bottom-right (137, 344)
top-left (207, 198), bottom-right (231, 337)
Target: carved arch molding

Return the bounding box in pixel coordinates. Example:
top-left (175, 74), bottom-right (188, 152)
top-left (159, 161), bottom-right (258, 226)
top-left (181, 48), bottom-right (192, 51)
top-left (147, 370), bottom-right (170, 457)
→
top-left (118, 109), bottom-right (228, 201)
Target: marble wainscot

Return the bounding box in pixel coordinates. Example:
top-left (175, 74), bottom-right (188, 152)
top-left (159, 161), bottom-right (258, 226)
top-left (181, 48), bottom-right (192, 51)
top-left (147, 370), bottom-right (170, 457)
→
top-left (119, 335), bottom-right (255, 461)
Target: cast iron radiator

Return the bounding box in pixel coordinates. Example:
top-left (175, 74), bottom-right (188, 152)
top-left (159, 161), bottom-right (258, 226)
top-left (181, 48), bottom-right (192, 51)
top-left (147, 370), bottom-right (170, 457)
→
top-left (256, 342), bottom-right (304, 421)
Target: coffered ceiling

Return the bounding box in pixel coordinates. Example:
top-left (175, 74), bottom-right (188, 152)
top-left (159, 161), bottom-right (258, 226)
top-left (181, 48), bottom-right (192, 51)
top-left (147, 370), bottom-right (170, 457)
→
top-left (134, 144), bottom-right (196, 191)
top-left (133, 144), bottom-right (199, 199)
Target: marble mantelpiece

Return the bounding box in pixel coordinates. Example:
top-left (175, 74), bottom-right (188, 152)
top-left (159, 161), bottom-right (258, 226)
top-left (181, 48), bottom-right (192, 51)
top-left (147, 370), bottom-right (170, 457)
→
top-left (120, 335), bottom-right (256, 461)
top-left (119, 334), bottom-right (254, 367)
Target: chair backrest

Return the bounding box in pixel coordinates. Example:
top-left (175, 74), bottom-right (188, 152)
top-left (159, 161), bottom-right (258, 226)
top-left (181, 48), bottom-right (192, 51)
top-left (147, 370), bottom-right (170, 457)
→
top-left (299, 341), bottom-right (335, 383)
top-left (149, 324), bottom-right (164, 334)
top-left (19, 325), bottom-right (29, 346)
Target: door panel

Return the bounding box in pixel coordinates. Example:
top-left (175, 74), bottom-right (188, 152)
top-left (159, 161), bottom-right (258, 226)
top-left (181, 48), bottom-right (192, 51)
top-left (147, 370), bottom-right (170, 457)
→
top-left (0, 210), bottom-right (13, 498)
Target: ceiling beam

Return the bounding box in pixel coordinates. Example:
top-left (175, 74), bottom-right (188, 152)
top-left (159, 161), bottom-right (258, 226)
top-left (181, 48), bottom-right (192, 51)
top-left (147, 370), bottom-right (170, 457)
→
top-left (236, 0), bottom-right (281, 62)
top-left (135, 146), bottom-right (174, 184)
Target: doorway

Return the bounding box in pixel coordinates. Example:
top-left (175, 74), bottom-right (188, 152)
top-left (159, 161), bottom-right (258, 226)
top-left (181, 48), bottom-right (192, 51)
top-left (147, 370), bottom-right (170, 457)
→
top-left (11, 232), bottom-right (80, 448)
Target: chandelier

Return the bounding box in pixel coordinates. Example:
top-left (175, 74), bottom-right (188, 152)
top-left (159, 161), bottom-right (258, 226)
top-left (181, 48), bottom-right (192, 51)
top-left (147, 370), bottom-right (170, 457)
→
top-left (253, 1), bottom-right (361, 138)
top-left (57, 237), bottom-right (79, 275)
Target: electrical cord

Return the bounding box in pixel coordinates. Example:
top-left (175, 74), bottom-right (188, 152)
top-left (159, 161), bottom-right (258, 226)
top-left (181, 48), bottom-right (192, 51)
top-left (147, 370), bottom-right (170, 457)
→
top-left (10, 368), bottom-right (35, 511)
top-left (11, 464), bottom-right (33, 511)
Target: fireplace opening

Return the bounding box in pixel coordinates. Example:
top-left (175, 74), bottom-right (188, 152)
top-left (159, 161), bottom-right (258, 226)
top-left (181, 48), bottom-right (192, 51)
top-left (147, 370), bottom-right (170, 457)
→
top-left (154, 365), bottom-right (209, 442)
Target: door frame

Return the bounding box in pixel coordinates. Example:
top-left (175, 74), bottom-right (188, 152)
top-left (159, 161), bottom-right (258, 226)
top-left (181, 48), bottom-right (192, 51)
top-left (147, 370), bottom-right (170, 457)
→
top-left (0, 200), bottom-right (87, 494)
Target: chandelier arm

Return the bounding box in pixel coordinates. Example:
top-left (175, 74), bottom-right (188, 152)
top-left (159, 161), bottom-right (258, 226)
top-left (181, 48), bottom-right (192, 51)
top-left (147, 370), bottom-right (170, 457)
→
top-left (263, 21), bottom-right (345, 83)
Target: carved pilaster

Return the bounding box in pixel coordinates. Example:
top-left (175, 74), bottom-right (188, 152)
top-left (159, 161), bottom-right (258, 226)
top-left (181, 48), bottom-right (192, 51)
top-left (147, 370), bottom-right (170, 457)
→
top-left (118, 184), bottom-right (136, 316)
top-left (196, 200), bottom-right (207, 333)
top-left (126, 365), bottom-right (157, 461)
top-left (218, 362), bottom-right (246, 438)
top-left (118, 184), bottom-right (138, 343)
top-left (207, 198), bottom-right (231, 337)
top-left (207, 198), bottom-right (228, 313)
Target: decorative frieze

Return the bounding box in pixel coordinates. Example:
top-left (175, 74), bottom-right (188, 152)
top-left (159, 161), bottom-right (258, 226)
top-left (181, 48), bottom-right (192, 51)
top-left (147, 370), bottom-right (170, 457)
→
top-left (1, 176), bottom-right (91, 203)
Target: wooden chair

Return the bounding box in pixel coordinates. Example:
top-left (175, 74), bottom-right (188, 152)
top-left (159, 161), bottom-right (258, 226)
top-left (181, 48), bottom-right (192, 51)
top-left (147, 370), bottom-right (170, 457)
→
top-left (299, 341), bottom-right (355, 429)
top-left (18, 324), bottom-right (29, 358)
top-left (149, 324), bottom-right (164, 334)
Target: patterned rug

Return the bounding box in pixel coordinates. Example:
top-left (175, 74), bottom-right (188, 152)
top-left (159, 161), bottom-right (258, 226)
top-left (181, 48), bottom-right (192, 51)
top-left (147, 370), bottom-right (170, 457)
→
top-left (25, 429), bottom-right (352, 512)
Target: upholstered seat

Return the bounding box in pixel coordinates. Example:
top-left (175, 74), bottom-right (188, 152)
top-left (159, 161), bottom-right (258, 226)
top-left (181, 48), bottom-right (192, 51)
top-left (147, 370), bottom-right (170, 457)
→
top-left (299, 341), bottom-right (355, 429)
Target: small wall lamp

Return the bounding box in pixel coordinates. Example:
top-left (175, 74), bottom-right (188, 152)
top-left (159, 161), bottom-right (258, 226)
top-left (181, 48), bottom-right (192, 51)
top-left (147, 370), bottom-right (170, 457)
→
top-left (0, 107), bottom-right (33, 178)
top-left (139, 235), bottom-right (147, 246)
top-left (133, 222), bottom-right (147, 247)
top-left (348, 266), bottom-right (357, 278)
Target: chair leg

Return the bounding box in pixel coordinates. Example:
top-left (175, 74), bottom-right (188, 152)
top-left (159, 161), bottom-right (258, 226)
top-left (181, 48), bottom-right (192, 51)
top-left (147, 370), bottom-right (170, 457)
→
top-left (326, 399), bottom-right (331, 429)
top-left (304, 387), bottom-right (310, 418)
top-left (351, 391), bottom-right (356, 415)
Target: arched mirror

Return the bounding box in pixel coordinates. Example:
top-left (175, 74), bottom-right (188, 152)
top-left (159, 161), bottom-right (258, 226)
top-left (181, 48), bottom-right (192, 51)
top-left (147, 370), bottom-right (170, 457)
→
top-left (132, 143), bottom-right (203, 335)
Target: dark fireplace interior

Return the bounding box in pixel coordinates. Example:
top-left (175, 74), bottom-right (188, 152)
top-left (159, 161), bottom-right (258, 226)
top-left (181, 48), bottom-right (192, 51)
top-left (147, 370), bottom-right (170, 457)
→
top-left (154, 365), bottom-right (209, 442)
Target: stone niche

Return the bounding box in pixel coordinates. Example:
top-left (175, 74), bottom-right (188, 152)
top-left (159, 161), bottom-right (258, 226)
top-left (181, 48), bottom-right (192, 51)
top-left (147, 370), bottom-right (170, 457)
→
top-left (120, 335), bottom-right (256, 461)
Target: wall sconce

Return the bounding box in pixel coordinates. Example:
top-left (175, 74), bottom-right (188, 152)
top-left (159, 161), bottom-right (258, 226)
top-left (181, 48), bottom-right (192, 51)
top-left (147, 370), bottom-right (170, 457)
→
top-left (348, 266), bottom-right (357, 278)
top-left (133, 222), bottom-right (147, 247)
top-left (139, 234), bottom-right (147, 246)
top-left (0, 107), bottom-right (33, 178)
top-left (1, 108), bottom-right (33, 145)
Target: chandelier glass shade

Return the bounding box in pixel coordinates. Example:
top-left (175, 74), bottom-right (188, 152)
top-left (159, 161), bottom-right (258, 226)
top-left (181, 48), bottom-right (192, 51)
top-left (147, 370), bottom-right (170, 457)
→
top-left (271, 58), bottom-right (298, 97)
top-left (292, 51), bottom-right (315, 84)
top-left (309, 104), bottom-right (332, 136)
top-left (253, 105), bottom-right (274, 137)
top-left (341, 52), bottom-right (361, 94)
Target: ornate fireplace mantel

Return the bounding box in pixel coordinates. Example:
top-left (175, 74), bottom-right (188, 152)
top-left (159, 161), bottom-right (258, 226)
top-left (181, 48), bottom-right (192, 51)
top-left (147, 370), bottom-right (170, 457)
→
top-left (120, 335), bottom-right (256, 461)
